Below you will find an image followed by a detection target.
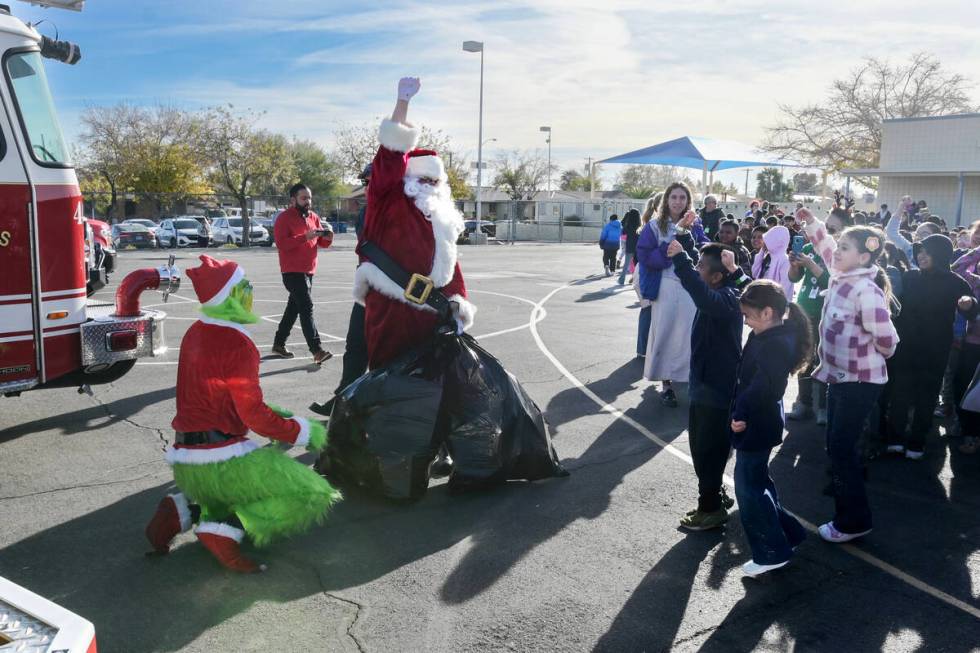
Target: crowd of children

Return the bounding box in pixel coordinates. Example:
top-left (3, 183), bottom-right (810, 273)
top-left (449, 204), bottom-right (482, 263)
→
top-left (619, 185), bottom-right (978, 578)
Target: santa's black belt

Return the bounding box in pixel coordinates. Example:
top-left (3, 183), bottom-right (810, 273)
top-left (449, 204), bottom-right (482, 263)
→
top-left (360, 240), bottom-right (452, 319)
top-left (175, 430), bottom-right (237, 446)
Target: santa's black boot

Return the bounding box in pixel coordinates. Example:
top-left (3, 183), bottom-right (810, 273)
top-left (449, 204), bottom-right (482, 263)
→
top-left (145, 493), bottom-right (193, 554)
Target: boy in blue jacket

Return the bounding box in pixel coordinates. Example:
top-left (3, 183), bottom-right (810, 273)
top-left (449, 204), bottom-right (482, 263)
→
top-left (599, 214), bottom-right (623, 276)
top-left (666, 241), bottom-right (746, 530)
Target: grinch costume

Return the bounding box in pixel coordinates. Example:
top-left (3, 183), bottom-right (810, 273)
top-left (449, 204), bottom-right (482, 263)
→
top-left (145, 255), bottom-right (341, 572)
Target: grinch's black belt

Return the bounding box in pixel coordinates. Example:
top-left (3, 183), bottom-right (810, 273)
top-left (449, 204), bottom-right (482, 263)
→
top-left (175, 430), bottom-right (236, 446)
top-left (360, 240), bottom-right (453, 319)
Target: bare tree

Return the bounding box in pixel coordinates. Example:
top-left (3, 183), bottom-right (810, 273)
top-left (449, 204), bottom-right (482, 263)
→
top-left (764, 52), bottom-right (979, 185)
top-left (492, 150), bottom-right (552, 200)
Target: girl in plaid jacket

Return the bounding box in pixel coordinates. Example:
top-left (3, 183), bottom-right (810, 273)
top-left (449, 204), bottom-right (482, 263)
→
top-left (798, 208), bottom-right (900, 544)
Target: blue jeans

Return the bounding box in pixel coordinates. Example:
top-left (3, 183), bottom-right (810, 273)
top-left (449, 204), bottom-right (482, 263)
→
top-left (618, 248), bottom-right (635, 284)
top-left (735, 449), bottom-right (806, 565)
top-left (826, 382), bottom-right (883, 533)
top-left (637, 305), bottom-right (651, 356)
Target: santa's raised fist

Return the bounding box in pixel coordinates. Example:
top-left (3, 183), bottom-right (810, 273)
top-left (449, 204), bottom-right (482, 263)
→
top-left (398, 77), bottom-right (421, 101)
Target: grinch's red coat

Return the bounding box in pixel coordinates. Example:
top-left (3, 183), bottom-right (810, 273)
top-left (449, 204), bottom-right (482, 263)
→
top-left (355, 120), bottom-right (475, 369)
top-left (169, 317), bottom-right (311, 463)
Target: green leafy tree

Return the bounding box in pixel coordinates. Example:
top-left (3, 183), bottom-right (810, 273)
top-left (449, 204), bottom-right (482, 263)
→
top-left (792, 172), bottom-right (818, 194)
top-left (287, 139), bottom-right (345, 199)
top-left (201, 106), bottom-right (296, 246)
top-left (559, 163), bottom-right (602, 192)
top-left (764, 52), bottom-right (979, 187)
top-left (756, 168), bottom-right (794, 201)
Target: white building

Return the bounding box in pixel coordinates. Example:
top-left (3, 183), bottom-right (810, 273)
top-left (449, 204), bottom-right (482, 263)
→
top-left (843, 113), bottom-right (980, 225)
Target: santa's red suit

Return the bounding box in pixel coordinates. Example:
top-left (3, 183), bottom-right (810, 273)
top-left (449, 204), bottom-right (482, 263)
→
top-left (355, 119), bottom-right (476, 368)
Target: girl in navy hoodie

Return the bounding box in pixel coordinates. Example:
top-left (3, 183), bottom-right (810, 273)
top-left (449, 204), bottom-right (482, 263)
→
top-left (731, 280), bottom-right (812, 577)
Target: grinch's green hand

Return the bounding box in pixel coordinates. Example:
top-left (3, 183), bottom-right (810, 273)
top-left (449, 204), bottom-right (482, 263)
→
top-left (306, 420), bottom-right (328, 453)
top-left (268, 403), bottom-right (294, 418)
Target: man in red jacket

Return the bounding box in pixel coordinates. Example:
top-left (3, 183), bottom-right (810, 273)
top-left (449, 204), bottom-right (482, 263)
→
top-left (273, 183), bottom-right (333, 363)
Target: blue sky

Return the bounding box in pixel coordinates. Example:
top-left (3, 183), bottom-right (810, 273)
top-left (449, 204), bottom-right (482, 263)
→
top-left (17, 0), bottom-right (980, 189)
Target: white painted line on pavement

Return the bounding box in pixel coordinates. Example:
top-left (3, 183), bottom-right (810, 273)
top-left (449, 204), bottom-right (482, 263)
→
top-left (529, 282), bottom-right (980, 621)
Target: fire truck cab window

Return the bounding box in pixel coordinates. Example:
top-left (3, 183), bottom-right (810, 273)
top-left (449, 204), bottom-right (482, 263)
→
top-left (6, 51), bottom-right (70, 166)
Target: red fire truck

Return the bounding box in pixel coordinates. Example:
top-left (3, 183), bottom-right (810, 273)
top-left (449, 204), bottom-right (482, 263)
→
top-left (0, 0), bottom-right (177, 398)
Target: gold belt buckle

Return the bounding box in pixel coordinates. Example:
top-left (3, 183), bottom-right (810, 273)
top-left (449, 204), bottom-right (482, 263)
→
top-left (404, 273), bottom-right (434, 305)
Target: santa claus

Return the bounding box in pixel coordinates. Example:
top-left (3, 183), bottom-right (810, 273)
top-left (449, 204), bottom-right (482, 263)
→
top-left (354, 76), bottom-right (476, 369)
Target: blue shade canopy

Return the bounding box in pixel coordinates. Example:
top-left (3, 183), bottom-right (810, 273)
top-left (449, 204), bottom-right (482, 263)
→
top-left (598, 136), bottom-right (803, 171)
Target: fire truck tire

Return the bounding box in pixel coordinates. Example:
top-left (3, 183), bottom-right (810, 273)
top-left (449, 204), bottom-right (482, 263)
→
top-left (35, 359), bottom-right (137, 390)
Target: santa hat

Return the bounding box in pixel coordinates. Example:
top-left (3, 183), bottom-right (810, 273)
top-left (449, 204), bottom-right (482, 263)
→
top-left (187, 255), bottom-right (245, 306)
top-left (405, 149), bottom-right (446, 181)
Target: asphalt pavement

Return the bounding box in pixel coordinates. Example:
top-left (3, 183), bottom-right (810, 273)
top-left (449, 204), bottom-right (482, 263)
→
top-left (1, 234), bottom-right (978, 652)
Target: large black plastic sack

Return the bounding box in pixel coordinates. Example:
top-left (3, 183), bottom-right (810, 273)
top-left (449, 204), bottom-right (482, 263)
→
top-left (317, 332), bottom-right (567, 500)
top-left (315, 340), bottom-right (445, 500)
top-left (440, 334), bottom-right (567, 491)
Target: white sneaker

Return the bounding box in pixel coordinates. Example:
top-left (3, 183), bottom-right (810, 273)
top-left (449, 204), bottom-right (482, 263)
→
top-left (886, 445), bottom-right (905, 455)
top-left (815, 409), bottom-right (827, 426)
top-left (818, 522), bottom-right (871, 543)
top-left (905, 449), bottom-right (924, 460)
top-left (742, 560), bottom-right (789, 577)
top-left (603, 265), bottom-right (611, 276)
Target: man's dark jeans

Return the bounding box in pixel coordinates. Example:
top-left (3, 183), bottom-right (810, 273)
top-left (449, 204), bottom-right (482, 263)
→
top-left (274, 273), bottom-right (321, 353)
top-left (689, 402), bottom-right (732, 512)
top-left (827, 382), bottom-right (883, 533)
top-left (734, 448), bottom-right (806, 565)
top-left (335, 302), bottom-right (368, 395)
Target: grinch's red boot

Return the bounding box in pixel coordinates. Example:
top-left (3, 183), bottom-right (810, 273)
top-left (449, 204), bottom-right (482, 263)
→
top-left (145, 493), bottom-right (192, 554)
top-left (195, 522), bottom-right (265, 573)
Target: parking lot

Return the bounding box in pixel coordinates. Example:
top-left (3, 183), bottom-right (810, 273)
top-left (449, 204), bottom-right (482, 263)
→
top-left (2, 235), bottom-right (979, 652)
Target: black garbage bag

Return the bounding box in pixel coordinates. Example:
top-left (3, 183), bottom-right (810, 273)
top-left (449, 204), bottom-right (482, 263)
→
top-left (440, 334), bottom-right (568, 491)
top-left (316, 340), bottom-right (445, 500)
top-left (317, 331), bottom-right (567, 500)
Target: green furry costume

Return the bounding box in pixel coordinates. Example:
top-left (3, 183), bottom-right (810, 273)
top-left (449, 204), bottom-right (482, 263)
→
top-left (150, 257), bottom-right (340, 566)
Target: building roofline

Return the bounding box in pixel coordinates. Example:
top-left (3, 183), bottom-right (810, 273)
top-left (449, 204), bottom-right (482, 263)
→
top-left (883, 112), bottom-right (980, 124)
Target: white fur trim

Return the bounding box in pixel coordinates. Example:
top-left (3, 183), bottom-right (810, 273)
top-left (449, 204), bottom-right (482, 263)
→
top-left (198, 316), bottom-right (253, 341)
top-left (406, 155), bottom-right (445, 181)
top-left (169, 493), bottom-right (193, 532)
top-left (196, 521), bottom-right (244, 543)
top-left (402, 179), bottom-right (465, 288)
top-left (447, 294), bottom-right (476, 331)
top-left (352, 262), bottom-right (439, 313)
top-left (202, 265), bottom-right (245, 307)
top-left (165, 439), bottom-right (259, 465)
top-left (379, 119), bottom-right (419, 153)
top-left (291, 416), bottom-right (311, 447)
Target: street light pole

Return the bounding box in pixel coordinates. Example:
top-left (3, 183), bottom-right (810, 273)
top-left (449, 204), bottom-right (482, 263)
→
top-left (463, 40), bottom-right (485, 237)
top-left (540, 126), bottom-right (552, 192)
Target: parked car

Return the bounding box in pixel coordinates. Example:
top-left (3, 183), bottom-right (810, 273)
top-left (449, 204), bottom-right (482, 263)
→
top-left (157, 217), bottom-right (205, 248)
top-left (457, 220), bottom-right (496, 243)
top-left (121, 218), bottom-right (160, 245)
top-left (253, 217), bottom-right (276, 247)
top-left (111, 223), bottom-right (158, 249)
top-left (186, 215), bottom-right (213, 247)
top-left (86, 218), bottom-right (116, 273)
top-left (211, 217), bottom-right (270, 246)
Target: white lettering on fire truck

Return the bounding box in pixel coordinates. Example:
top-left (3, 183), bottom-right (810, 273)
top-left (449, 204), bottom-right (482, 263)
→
top-left (0, 230), bottom-right (10, 247)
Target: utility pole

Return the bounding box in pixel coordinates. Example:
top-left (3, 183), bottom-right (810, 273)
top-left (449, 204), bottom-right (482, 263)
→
top-left (587, 156), bottom-right (594, 200)
top-left (745, 169), bottom-right (750, 197)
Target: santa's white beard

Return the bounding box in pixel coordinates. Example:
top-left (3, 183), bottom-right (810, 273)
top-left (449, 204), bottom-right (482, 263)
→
top-left (403, 175), bottom-right (464, 287)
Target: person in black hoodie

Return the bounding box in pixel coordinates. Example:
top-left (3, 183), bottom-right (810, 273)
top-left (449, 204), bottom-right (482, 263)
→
top-left (699, 195), bottom-right (725, 240)
top-left (667, 241), bottom-right (748, 531)
top-left (618, 208), bottom-right (641, 285)
top-left (885, 233), bottom-right (978, 459)
top-left (731, 280), bottom-right (812, 577)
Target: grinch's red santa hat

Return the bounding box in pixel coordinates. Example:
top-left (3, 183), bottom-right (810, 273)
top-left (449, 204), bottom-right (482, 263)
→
top-left (187, 255), bottom-right (245, 306)
top-left (406, 148), bottom-right (446, 181)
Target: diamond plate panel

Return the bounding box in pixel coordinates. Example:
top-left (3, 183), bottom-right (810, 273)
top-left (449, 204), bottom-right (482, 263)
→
top-left (0, 599), bottom-right (58, 653)
top-left (80, 308), bottom-right (166, 365)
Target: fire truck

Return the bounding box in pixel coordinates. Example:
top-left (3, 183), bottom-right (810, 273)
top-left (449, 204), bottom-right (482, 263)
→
top-left (0, 0), bottom-right (178, 399)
